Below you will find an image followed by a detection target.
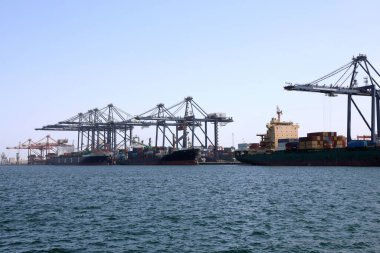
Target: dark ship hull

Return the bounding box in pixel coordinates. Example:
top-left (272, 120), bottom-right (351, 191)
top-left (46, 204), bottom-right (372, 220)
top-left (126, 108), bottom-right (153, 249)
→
top-left (48, 153), bottom-right (112, 165)
top-left (235, 148), bottom-right (380, 166)
top-left (117, 148), bottom-right (200, 165)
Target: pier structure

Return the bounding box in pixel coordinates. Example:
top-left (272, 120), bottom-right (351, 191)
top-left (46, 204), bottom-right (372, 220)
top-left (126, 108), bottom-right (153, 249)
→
top-left (285, 54), bottom-right (380, 142)
top-left (36, 97), bottom-right (233, 159)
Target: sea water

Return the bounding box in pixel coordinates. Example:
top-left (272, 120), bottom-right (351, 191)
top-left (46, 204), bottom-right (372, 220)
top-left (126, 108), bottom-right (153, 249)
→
top-left (1, 165), bottom-right (380, 252)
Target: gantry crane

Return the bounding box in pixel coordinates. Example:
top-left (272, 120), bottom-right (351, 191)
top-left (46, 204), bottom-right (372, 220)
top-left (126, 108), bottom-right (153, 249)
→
top-left (134, 96), bottom-right (233, 158)
top-left (36, 96), bottom-right (233, 160)
top-left (38, 104), bottom-right (138, 151)
top-left (6, 135), bottom-right (72, 164)
top-left (284, 54), bottom-right (380, 142)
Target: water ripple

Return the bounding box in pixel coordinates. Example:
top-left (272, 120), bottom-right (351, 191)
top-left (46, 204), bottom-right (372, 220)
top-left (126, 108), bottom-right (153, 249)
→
top-left (1, 165), bottom-right (380, 252)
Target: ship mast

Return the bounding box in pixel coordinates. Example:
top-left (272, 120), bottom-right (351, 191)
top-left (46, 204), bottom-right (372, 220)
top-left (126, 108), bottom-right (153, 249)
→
top-left (276, 106), bottom-right (283, 122)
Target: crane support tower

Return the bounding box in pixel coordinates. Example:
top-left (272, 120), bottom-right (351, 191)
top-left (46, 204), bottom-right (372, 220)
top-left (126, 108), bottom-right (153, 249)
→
top-left (284, 54), bottom-right (380, 142)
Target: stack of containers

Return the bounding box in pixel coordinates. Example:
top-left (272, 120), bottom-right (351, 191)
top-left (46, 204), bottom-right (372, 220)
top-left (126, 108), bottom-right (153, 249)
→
top-left (298, 132), bottom-right (347, 150)
top-left (249, 143), bottom-right (260, 150)
top-left (277, 138), bottom-right (299, 150)
top-left (335, 135), bottom-right (347, 148)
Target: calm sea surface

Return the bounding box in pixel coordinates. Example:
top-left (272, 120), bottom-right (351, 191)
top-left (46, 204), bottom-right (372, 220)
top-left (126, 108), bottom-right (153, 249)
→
top-left (1, 165), bottom-right (380, 253)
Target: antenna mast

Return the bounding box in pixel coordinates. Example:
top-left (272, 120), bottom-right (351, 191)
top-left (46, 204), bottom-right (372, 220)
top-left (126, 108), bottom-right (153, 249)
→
top-left (276, 106), bottom-right (283, 122)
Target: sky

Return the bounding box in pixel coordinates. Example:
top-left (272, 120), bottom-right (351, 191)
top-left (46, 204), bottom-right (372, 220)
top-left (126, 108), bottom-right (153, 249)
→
top-left (1, 0), bottom-right (380, 158)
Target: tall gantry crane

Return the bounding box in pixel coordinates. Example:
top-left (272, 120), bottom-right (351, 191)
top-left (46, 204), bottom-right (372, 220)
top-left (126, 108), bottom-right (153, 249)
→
top-left (134, 96), bottom-right (233, 158)
top-left (37, 104), bottom-right (137, 151)
top-left (284, 54), bottom-right (380, 142)
top-left (36, 96), bottom-right (233, 160)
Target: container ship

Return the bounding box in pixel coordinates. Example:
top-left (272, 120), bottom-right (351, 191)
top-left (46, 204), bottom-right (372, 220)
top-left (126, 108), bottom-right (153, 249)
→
top-left (235, 108), bottom-right (380, 166)
top-left (47, 150), bottom-right (113, 165)
top-left (116, 146), bottom-right (200, 165)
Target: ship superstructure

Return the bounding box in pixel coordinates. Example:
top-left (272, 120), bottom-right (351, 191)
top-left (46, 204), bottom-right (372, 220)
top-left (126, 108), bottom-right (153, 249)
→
top-left (257, 107), bottom-right (299, 150)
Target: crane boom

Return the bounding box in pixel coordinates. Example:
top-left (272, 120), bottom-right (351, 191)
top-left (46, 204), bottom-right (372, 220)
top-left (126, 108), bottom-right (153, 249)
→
top-left (284, 84), bottom-right (373, 97)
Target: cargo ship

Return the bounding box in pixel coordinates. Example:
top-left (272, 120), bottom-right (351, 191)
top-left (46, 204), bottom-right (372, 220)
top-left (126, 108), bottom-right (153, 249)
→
top-left (47, 150), bottom-right (113, 165)
top-left (235, 144), bottom-right (380, 166)
top-left (116, 147), bottom-right (200, 165)
top-left (235, 108), bottom-right (380, 166)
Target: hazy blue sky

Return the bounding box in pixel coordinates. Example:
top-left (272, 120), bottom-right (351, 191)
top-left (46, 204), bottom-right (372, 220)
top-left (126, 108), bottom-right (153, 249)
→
top-left (1, 0), bottom-right (380, 157)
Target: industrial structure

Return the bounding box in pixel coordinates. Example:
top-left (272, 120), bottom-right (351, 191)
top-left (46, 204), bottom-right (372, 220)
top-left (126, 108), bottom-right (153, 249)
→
top-left (36, 96), bottom-right (233, 160)
top-left (285, 54), bottom-right (380, 142)
top-left (6, 135), bottom-right (73, 164)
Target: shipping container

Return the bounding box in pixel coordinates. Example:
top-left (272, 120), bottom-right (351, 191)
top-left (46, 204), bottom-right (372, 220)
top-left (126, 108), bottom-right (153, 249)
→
top-left (249, 143), bottom-right (260, 149)
top-left (285, 142), bottom-right (299, 150)
top-left (348, 140), bottom-right (367, 148)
